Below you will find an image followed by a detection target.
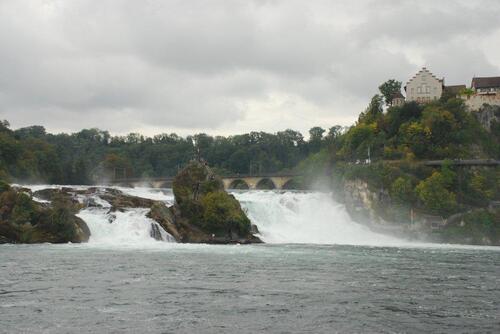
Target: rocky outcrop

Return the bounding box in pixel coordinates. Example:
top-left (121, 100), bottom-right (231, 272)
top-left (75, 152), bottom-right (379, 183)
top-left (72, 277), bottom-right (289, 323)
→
top-left (0, 185), bottom-right (90, 243)
top-left (341, 178), bottom-right (500, 245)
top-left (474, 105), bottom-right (500, 132)
top-left (98, 190), bottom-right (155, 211)
top-left (343, 179), bottom-right (378, 223)
top-left (343, 180), bottom-right (392, 225)
top-left (147, 202), bottom-right (181, 241)
top-left (1, 163), bottom-right (261, 244)
top-left (167, 161), bottom-right (261, 244)
top-left (341, 179), bottom-right (446, 242)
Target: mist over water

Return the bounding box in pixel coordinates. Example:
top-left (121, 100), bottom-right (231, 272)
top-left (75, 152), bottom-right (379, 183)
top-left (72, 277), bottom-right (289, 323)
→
top-left (105, 186), bottom-right (404, 246)
top-left (234, 191), bottom-right (402, 246)
top-left (18, 185), bottom-right (499, 250)
top-left (87, 186), bottom-right (404, 247)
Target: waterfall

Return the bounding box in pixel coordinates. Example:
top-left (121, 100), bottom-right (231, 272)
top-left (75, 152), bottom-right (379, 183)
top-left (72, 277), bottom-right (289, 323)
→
top-left (77, 208), bottom-right (175, 245)
top-left (233, 191), bottom-right (404, 246)
top-left (23, 185), bottom-right (406, 247)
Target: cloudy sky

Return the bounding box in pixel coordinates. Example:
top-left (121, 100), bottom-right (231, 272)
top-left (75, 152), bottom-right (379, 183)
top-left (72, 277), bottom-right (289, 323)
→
top-left (1, 0), bottom-right (500, 136)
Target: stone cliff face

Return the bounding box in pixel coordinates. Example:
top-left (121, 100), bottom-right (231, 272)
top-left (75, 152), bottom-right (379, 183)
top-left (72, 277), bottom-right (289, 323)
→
top-left (341, 178), bottom-right (500, 245)
top-left (342, 179), bottom-right (390, 225)
top-left (474, 105), bottom-right (500, 132)
top-left (341, 179), bottom-right (442, 241)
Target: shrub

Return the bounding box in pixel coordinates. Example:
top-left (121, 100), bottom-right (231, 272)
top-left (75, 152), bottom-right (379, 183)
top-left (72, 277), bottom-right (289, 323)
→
top-left (390, 176), bottom-right (415, 204)
top-left (44, 195), bottom-right (79, 242)
top-left (11, 192), bottom-right (36, 225)
top-left (201, 191), bottom-right (251, 235)
top-left (441, 209), bottom-right (500, 245)
top-left (0, 180), bottom-right (10, 193)
top-left (415, 171), bottom-right (457, 215)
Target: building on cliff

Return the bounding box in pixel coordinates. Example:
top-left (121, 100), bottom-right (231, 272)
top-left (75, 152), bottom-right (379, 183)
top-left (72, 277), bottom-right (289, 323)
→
top-left (462, 76), bottom-right (500, 110)
top-left (396, 68), bottom-right (500, 110)
top-left (471, 76), bottom-right (500, 94)
top-left (404, 67), bottom-right (443, 103)
top-left (391, 91), bottom-right (405, 107)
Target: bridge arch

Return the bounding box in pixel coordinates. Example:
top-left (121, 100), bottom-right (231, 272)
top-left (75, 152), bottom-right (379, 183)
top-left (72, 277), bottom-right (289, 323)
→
top-left (256, 178), bottom-right (276, 190)
top-left (282, 178), bottom-right (301, 190)
top-left (228, 179), bottom-right (250, 190)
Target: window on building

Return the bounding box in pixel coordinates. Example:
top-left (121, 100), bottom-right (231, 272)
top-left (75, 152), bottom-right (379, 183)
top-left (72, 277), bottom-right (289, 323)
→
top-left (417, 87), bottom-right (422, 93)
top-left (426, 86), bottom-right (430, 93)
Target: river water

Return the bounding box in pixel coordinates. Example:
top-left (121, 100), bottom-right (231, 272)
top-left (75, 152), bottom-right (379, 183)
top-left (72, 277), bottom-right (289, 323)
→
top-left (1, 187), bottom-right (499, 333)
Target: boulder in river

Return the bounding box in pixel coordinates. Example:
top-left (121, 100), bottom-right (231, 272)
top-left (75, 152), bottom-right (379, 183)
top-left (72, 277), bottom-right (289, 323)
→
top-left (0, 186), bottom-right (90, 243)
top-left (167, 161), bottom-right (261, 244)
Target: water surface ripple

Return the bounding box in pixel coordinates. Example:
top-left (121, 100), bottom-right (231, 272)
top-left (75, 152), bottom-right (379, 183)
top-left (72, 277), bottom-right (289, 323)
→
top-left (1, 243), bottom-right (498, 333)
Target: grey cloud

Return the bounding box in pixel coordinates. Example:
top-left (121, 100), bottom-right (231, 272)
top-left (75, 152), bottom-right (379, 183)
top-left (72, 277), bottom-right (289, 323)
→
top-left (358, 0), bottom-right (500, 44)
top-left (0, 0), bottom-right (499, 136)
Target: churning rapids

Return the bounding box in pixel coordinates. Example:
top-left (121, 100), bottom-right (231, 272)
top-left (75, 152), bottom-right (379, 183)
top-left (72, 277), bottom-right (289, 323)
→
top-left (21, 185), bottom-right (407, 247)
top-left (1, 186), bottom-right (499, 333)
top-left (23, 185), bottom-right (408, 247)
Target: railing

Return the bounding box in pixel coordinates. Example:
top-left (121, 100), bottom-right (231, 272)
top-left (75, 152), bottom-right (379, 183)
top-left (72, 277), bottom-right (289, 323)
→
top-left (424, 159), bottom-right (499, 166)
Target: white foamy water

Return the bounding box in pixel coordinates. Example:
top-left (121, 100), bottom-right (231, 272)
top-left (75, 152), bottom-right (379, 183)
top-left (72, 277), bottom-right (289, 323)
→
top-left (234, 191), bottom-right (404, 246)
top-left (16, 185), bottom-right (500, 250)
top-left (77, 208), bottom-right (175, 245)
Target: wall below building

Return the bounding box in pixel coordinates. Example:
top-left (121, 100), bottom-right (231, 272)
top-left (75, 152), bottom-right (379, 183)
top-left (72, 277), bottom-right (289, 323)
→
top-left (463, 93), bottom-right (500, 110)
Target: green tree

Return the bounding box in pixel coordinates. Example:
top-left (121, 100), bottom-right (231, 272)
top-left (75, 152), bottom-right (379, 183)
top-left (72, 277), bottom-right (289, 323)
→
top-left (341, 123), bottom-right (380, 160)
top-left (398, 121), bottom-right (431, 158)
top-left (415, 171), bottom-right (457, 214)
top-left (390, 176), bottom-right (414, 204)
top-left (378, 79), bottom-right (402, 106)
top-left (358, 95), bottom-right (384, 124)
top-left (201, 191), bottom-right (250, 234)
top-left (308, 127), bottom-right (326, 153)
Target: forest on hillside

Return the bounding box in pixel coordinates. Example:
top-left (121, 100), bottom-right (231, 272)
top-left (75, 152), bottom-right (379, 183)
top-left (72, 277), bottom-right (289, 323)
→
top-left (0, 119), bottom-right (338, 184)
top-left (299, 89), bottom-right (499, 220)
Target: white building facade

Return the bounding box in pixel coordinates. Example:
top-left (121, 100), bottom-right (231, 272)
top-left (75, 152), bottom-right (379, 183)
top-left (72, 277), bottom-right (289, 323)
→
top-left (404, 67), bottom-right (443, 103)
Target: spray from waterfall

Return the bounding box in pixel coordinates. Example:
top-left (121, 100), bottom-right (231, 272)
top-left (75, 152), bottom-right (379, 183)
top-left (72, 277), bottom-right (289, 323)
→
top-left (23, 185), bottom-right (406, 247)
top-left (233, 191), bottom-right (403, 246)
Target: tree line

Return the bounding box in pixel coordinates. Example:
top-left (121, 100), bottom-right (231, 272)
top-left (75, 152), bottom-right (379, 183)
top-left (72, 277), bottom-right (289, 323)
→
top-left (0, 119), bottom-right (341, 184)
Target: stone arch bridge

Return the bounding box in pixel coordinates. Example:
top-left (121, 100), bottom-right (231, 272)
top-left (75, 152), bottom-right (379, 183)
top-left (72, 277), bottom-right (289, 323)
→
top-left (109, 173), bottom-right (301, 190)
